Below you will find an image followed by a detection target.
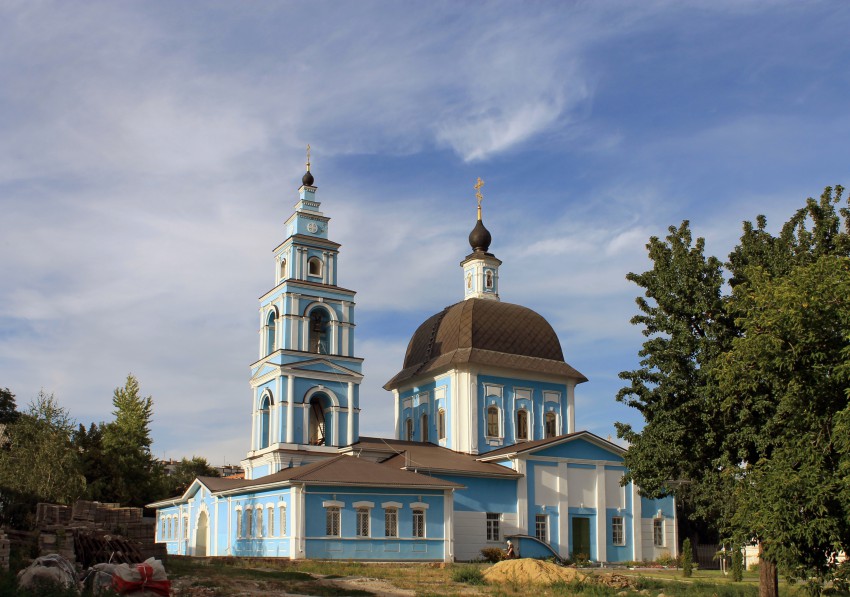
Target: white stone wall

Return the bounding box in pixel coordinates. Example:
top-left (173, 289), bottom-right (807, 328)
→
top-left (453, 511), bottom-right (519, 562)
top-left (640, 517), bottom-right (677, 561)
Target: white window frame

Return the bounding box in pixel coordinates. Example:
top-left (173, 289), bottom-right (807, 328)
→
top-left (486, 513), bottom-right (500, 542)
top-left (535, 514), bottom-right (547, 542)
top-left (516, 409), bottom-right (529, 441)
top-left (307, 256), bottom-right (323, 277)
top-left (255, 506), bottom-right (263, 538)
top-left (653, 518), bottom-right (664, 547)
top-left (245, 507), bottom-right (253, 539)
top-left (235, 507), bottom-right (243, 538)
top-left (356, 508), bottom-right (370, 537)
top-left (486, 405), bottom-right (501, 438)
top-left (382, 501), bottom-right (401, 538)
top-left (544, 411), bottom-right (558, 438)
top-left (323, 500), bottom-right (344, 537)
top-left (612, 516), bottom-right (625, 546)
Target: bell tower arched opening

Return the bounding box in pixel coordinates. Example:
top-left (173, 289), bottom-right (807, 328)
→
top-left (308, 392), bottom-right (332, 446)
top-left (308, 307), bottom-right (331, 354)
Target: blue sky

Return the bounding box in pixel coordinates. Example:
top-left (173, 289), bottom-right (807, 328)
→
top-left (1, 1), bottom-right (848, 465)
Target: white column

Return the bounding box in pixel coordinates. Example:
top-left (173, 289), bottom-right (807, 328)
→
top-left (286, 375), bottom-right (295, 444)
top-left (632, 482), bottom-right (642, 562)
top-left (329, 252), bottom-right (336, 285)
top-left (596, 465), bottom-right (607, 563)
top-left (347, 382), bottom-right (355, 445)
top-left (516, 458), bottom-right (528, 534)
top-left (273, 376), bottom-right (283, 444)
top-left (322, 251), bottom-right (329, 284)
top-left (393, 390), bottom-right (400, 439)
top-left (443, 490), bottom-right (454, 563)
top-left (341, 324), bottom-right (350, 357)
top-left (469, 371), bottom-right (478, 454)
top-left (213, 497), bottom-right (219, 556)
top-left (330, 321), bottom-right (338, 355)
top-left (302, 403), bottom-right (310, 444)
top-left (332, 403), bottom-right (340, 447)
top-left (566, 381), bottom-right (576, 434)
top-left (251, 391), bottom-right (258, 450)
top-left (558, 462), bottom-right (570, 559)
top-left (301, 248), bottom-right (308, 280)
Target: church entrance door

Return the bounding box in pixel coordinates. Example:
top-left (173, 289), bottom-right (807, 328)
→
top-left (195, 511), bottom-right (209, 556)
top-left (572, 517), bottom-right (591, 560)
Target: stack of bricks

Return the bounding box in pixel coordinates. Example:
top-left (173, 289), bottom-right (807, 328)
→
top-left (0, 528), bottom-right (10, 571)
top-left (32, 500), bottom-right (164, 567)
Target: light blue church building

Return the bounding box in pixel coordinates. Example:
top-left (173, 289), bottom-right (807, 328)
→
top-left (149, 163), bottom-right (677, 563)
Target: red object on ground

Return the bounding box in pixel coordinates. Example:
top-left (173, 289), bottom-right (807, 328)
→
top-left (111, 562), bottom-right (172, 596)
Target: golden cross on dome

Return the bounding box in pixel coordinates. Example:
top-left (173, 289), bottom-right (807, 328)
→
top-left (306, 144), bottom-right (311, 171)
top-left (474, 177), bottom-right (484, 220)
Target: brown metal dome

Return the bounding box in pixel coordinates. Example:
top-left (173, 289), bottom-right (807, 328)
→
top-left (384, 298), bottom-right (587, 389)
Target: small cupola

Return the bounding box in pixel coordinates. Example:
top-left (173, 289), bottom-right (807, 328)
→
top-left (460, 178), bottom-right (502, 301)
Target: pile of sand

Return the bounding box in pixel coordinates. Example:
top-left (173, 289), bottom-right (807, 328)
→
top-left (482, 559), bottom-right (585, 585)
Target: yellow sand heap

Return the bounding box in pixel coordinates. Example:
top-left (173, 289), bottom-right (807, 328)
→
top-left (482, 559), bottom-right (585, 585)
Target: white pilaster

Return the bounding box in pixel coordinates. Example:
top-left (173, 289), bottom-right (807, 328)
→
top-left (322, 251), bottom-right (329, 284)
top-left (302, 403), bottom-right (310, 444)
top-left (566, 381), bottom-right (576, 434)
top-left (558, 462), bottom-right (570, 559)
top-left (516, 458), bottom-right (528, 534)
top-left (444, 490), bottom-right (454, 563)
top-left (469, 371), bottom-right (479, 454)
top-left (273, 376), bottom-right (283, 445)
top-left (347, 382), bottom-right (355, 446)
top-left (596, 465), bottom-right (607, 563)
top-left (632, 482), bottom-right (642, 562)
top-left (332, 402), bottom-right (340, 447)
top-left (393, 389), bottom-right (400, 439)
top-left (286, 375), bottom-right (295, 444)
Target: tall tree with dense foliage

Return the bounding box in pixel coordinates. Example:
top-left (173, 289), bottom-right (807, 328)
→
top-left (618, 186), bottom-right (850, 596)
top-left (0, 391), bottom-right (84, 506)
top-left (102, 374), bottom-right (160, 506)
top-left (0, 387), bottom-right (19, 426)
top-left (615, 222), bottom-right (734, 525)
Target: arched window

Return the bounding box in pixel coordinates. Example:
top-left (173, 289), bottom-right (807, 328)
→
top-left (405, 418), bottom-right (414, 441)
top-left (487, 406), bottom-right (500, 437)
top-left (545, 412), bottom-right (557, 438)
top-left (308, 256), bottom-right (323, 277)
top-left (235, 508), bottom-right (242, 538)
top-left (437, 408), bottom-right (446, 441)
top-left (259, 393), bottom-right (272, 449)
top-left (245, 508), bottom-right (253, 538)
top-left (255, 506), bottom-right (263, 538)
top-left (308, 394), bottom-right (331, 446)
top-left (308, 308), bottom-right (330, 354)
top-left (279, 258), bottom-right (287, 281)
top-left (485, 270), bottom-right (493, 288)
top-left (265, 310), bottom-right (277, 355)
top-left (516, 410), bottom-right (529, 441)
top-left (421, 413), bottom-right (428, 443)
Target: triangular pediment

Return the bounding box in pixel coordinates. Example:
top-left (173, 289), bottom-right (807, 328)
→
top-left (251, 362), bottom-right (279, 380)
top-left (288, 358), bottom-right (360, 377)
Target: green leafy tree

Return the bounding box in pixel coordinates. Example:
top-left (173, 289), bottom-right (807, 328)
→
top-left (615, 221), bottom-right (734, 526)
top-left (619, 186), bottom-right (850, 597)
top-left (0, 387), bottom-right (19, 425)
top-left (718, 256), bottom-right (850, 595)
top-left (682, 538), bottom-right (693, 577)
top-left (732, 547), bottom-right (744, 582)
top-left (101, 374), bottom-right (159, 506)
top-left (162, 456), bottom-right (221, 497)
top-left (0, 391), bottom-right (84, 507)
top-left (72, 422), bottom-right (115, 502)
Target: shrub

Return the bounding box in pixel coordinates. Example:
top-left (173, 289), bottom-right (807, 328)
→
top-left (480, 547), bottom-right (503, 563)
top-left (656, 549), bottom-right (676, 567)
top-left (732, 547), bottom-right (743, 582)
top-left (682, 538), bottom-right (693, 577)
top-left (451, 565), bottom-right (485, 585)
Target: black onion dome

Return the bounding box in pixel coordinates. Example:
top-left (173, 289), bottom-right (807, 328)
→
top-left (302, 170), bottom-right (315, 187)
top-left (383, 298), bottom-right (588, 389)
top-left (468, 219), bottom-right (492, 252)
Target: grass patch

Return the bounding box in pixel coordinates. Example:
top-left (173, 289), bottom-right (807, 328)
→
top-left (451, 564), bottom-right (486, 585)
